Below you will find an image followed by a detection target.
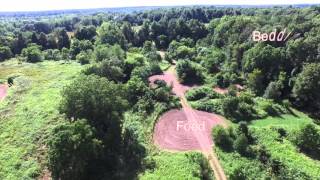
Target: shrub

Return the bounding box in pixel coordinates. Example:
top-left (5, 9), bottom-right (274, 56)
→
top-left (277, 128), bottom-right (287, 138)
top-left (255, 97), bottom-right (288, 117)
top-left (21, 44), bottom-right (42, 62)
top-left (69, 39), bottom-right (93, 59)
top-left (176, 60), bottom-right (204, 84)
top-left (238, 102), bottom-right (256, 120)
top-left (43, 49), bottom-right (62, 60)
top-left (175, 45), bottom-right (196, 59)
top-left (294, 124), bottom-right (320, 159)
top-left (153, 87), bottom-right (171, 102)
top-left (154, 79), bottom-right (167, 87)
top-left (126, 76), bottom-right (152, 104)
top-left (276, 163), bottom-right (311, 180)
top-left (214, 72), bottom-right (234, 88)
top-left (263, 81), bottom-right (282, 101)
top-left (186, 152), bottom-right (214, 179)
top-left (293, 63), bottom-right (320, 118)
top-left (149, 62), bottom-right (162, 75)
top-left (131, 63), bottom-right (162, 82)
top-left (234, 134), bottom-right (249, 155)
top-left (247, 69), bottom-right (264, 95)
top-left (97, 22), bottom-right (125, 48)
top-left (221, 96), bottom-right (256, 122)
top-left (227, 85), bottom-right (238, 97)
top-left (59, 75), bottom-right (128, 147)
top-left (122, 122), bottom-right (146, 168)
top-left (84, 57), bottom-right (125, 82)
top-left (133, 97), bottom-right (155, 114)
top-left (186, 86), bottom-right (222, 101)
top-left (238, 121), bottom-right (249, 136)
top-left (146, 51), bottom-right (161, 62)
top-left (192, 99), bottom-right (223, 114)
top-left (200, 48), bottom-right (225, 73)
top-left (0, 46), bottom-right (12, 61)
top-left (221, 97), bottom-right (238, 117)
top-left (48, 119), bottom-right (104, 180)
top-left (254, 145), bottom-right (270, 164)
top-left (186, 87), bottom-right (210, 101)
top-left (94, 44), bottom-right (125, 62)
top-left (131, 66), bottom-right (152, 81)
top-left (229, 166), bottom-right (247, 180)
top-left (76, 50), bottom-right (92, 65)
top-left (7, 77), bottom-right (14, 86)
top-left (212, 125), bottom-right (233, 151)
top-left (220, 92), bottom-right (263, 122)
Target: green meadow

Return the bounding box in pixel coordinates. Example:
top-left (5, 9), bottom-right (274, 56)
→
top-left (215, 110), bottom-right (320, 179)
top-left (0, 60), bottom-right (82, 179)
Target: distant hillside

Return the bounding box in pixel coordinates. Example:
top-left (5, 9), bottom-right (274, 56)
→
top-left (0, 4), bottom-right (318, 17)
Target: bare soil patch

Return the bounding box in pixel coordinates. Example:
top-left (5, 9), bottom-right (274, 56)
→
top-left (213, 84), bottom-right (244, 95)
top-left (0, 84), bottom-right (8, 101)
top-left (154, 108), bottom-right (225, 151)
top-left (213, 87), bottom-right (229, 95)
top-left (149, 71), bottom-right (194, 97)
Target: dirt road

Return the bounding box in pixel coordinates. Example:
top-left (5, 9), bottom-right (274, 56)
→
top-left (181, 97), bottom-right (227, 180)
top-left (150, 63), bottom-right (227, 180)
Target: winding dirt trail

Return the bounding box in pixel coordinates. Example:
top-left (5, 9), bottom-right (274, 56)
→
top-left (150, 63), bottom-right (227, 180)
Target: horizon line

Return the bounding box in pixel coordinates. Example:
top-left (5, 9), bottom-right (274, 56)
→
top-left (0, 3), bottom-right (319, 13)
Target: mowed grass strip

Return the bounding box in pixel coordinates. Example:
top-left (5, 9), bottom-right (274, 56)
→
top-left (250, 109), bottom-right (313, 129)
top-left (0, 60), bottom-right (82, 179)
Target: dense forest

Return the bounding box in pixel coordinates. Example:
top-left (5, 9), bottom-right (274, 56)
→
top-left (0, 5), bottom-right (320, 180)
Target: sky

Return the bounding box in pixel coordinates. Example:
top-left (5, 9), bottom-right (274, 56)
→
top-left (0, 0), bottom-right (319, 12)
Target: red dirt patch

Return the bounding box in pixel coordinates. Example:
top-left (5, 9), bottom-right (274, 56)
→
top-left (150, 68), bottom-right (225, 152)
top-left (153, 108), bottom-right (225, 151)
top-left (149, 71), bottom-right (194, 97)
top-left (150, 64), bottom-right (227, 179)
top-left (213, 87), bottom-right (228, 95)
top-left (235, 84), bottom-right (244, 90)
top-left (213, 84), bottom-right (244, 95)
top-left (0, 84), bottom-right (8, 101)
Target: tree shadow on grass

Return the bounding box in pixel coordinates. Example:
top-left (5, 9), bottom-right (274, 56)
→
top-left (116, 127), bottom-right (147, 180)
top-left (299, 148), bottom-right (320, 161)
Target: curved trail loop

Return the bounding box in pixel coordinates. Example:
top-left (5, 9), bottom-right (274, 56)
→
top-left (150, 64), bottom-right (227, 180)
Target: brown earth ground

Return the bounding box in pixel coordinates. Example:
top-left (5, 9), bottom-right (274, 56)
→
top-left (0, 84), bottom-right (8, 101)
top-left (213, 84), bottom-right (244, 95)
